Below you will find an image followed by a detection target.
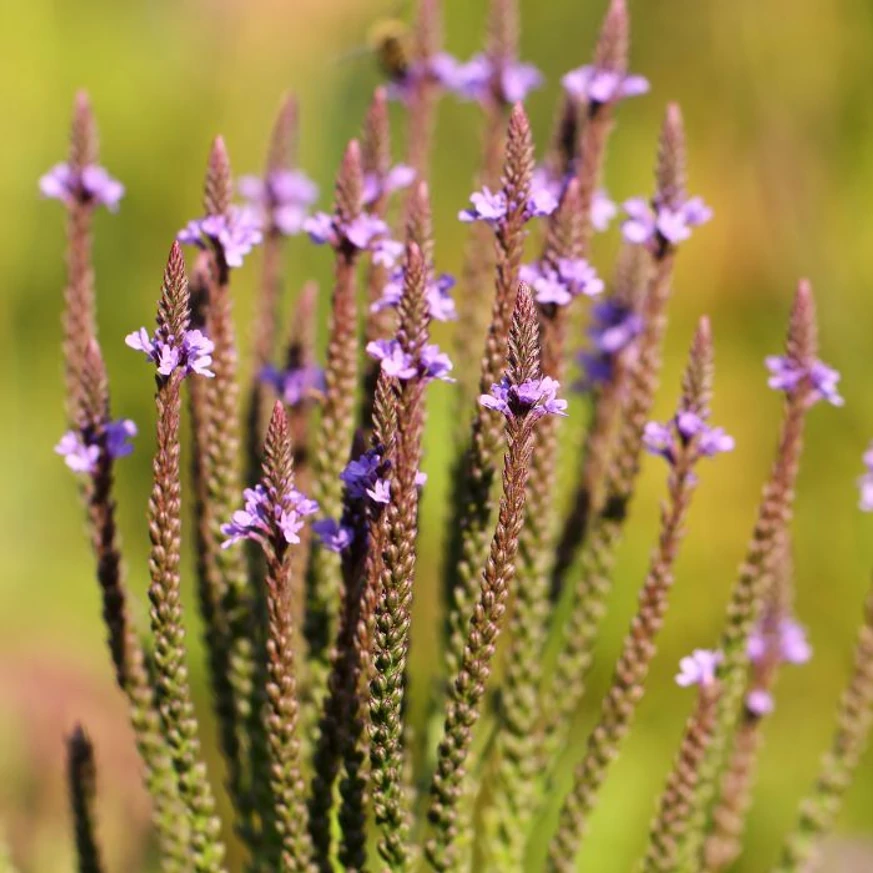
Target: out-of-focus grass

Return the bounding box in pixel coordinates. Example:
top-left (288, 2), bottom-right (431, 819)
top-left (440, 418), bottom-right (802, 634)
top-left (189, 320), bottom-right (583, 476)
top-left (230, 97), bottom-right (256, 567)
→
top-left (1, 0), bottom-right (872, 870)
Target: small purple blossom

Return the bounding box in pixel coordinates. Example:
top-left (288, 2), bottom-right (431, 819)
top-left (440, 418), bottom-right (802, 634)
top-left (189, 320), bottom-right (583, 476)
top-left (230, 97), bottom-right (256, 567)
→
top-left (39, 163), bottom-right (125, 211)
top-left (125, 327), bottom-right (215, 379)
top-left (312, 518), bottom-right (355, 553)
top-left (643, 411), bottom-right (734, 466)
top-left (387, 52), bottom-right (463, 103)
top-left (520, 258), bottom-right (604, 307)
top-left (576, 300), bottom-right (645, 390)
top-left (480, 376), bottom-right (568, 421)
top-left (765, 356), bottom-right (844, 407)
top-left (676, 649), bottom-right (722, 688)
top-left (340, 450), bottom-right (384, 502)
top-left (621, 196), bottom-right (713, 248)
top-left (531, 168), bottom-right (617, 233)
top-left (303, 211), bottom-right (399, 262)
top-left (362, 164), bottom-right (416, 206)
top-left (748, 617), bottom-right (812, 666)
top-left (367, 478), bottom-right (391, 505)
top-left (858, 443), bottom-right (873, 512)
top-left (562, 65), bottom-right (650, 105)
top-left (55, 419), bottom-right (137, 475)
top-left (459, 185), bottom-right (558, 225)
top-left (238, 169), bottom-right (319, 236)
top-left (366, 339), bottom-right (455, 383)
top-left (220, 484), bottom-right (317, 549)
top-left (420, 344), bottom-right (455, 383)
top-left (371, 270), bottom-right (458, 321)
top-left (177, 206), bottom-right (264, 268)
top-left (745, 689), bottom-right (775, 717)
top-left (448, 54), bottom-right (543, 104)
top-left (260, 363), bottom-right (325, 406)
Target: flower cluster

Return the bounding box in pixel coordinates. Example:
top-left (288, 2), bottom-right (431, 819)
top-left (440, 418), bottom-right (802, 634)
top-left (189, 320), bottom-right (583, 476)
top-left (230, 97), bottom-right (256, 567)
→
top-left (480, 376), bottom-right (568, 421)
top-left (221, 483), bottom-right (318, 549)
top-left (238, 169), bottom-right (319, 236)
top-left (459, 185), bottom-right (558, 226)
top-left (178, 206), bottom-right (264, 268)
top-left (386, 52), bottom-right (465, 103)
top-left (311, 518), bottom-right (356, 553)
top-left (643, 411), bottom-right (735, 466)
top-left (676, 649), bottom-right (722, 689)
top-left (55, 419), bottom-right (137, 475)
top-left (448, 54), bottom-right (543, 104)
top-left (765, 355), bottom-right (844, 407)
top-left (362, 164), bottom-right (416, 206)
top-left (562, 64), bottom-right (650, 106)
top-left (125, 327), bottom-right (215, 379)
top-left (520, 258), bottom-right (604, 307)
top-left (303, 211), bottom-right (402, 265)
top-left (339, 448), bottom-right (390, 505)
top-left (859, 443), bottom-right (873, 512)
top-left (366, 339), bottom-right (455, 383)
top-left (371, 269), bottom-right (457, 322)
top-left (745, 617), bottom-right (812, 715)
top-left (39, 163), bottom-right (125, 211)
top-left (260, 362), bottom-right (325, 407)
top-left (577, 300), bottom-right (645, 388)
top-left (621, 196), bottom-right (713, 249)
top-left (531, 168), bottom-right (617, 232)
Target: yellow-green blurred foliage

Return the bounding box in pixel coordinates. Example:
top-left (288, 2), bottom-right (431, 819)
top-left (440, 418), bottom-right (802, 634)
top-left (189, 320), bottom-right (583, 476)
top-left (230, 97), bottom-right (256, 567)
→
top-left (1, 0), bottom-right (872, 870)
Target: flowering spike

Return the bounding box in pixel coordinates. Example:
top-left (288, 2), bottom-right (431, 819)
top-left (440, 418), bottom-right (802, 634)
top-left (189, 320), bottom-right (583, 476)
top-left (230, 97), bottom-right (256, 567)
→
top-left (204, 135), bottom-right (232, 218)
top-left (682, 315), bottom-right (714, 419)
top-left (593, 0), bottom-right (629, 74)
top-left (656, 104), bottom-right (687, 211)
top-left (266, 93), bottom-right (298, 173)
top-left (786, 278), bottom-right (818, 369)
top-left (70, 91), bottom-right (98, 171)
top-left (486, 0), bottom-right (519, 65)
top-left (335, 139), bottom-right (364, 228)
top-left (67, 725), bottom-right (106, 873)
top-left (406, 180), bottom-right (435, 270)
top-left (156, 241), bottom-right (190, 342)
top-left (414, 0), bottom-right (441, 62)
top-left (362, 87), bottom-right (391, 183)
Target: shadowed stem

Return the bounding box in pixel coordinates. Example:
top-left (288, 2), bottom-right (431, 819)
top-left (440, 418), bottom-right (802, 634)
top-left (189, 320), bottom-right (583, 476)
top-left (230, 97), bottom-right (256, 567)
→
top-left (67, 727), bottom-right (106, 873)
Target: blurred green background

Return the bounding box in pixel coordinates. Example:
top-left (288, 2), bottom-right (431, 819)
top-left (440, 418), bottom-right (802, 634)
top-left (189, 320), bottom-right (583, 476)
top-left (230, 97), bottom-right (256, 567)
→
top-left (2, 0), bottom-right (873, 870)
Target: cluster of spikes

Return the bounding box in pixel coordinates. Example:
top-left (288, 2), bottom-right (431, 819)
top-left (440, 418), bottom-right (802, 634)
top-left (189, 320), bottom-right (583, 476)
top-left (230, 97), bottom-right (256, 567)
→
top-left (41, 1), bottom-right (873, 872)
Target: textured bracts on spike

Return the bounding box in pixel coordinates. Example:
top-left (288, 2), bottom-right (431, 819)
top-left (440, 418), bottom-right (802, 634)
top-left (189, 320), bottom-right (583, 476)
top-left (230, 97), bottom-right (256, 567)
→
top-left (407, 0), bottom-right (443, 175)
top-left (426, 288), bottom-right (547, 872)
top-left (443, 105), bottom-right (533, 685)
top-left (546, 320), bottom-right (716, 871)
top-left (204, 136), bottom-right (232, 218)
top-left (305, 140), bottom-right (365, 709)
top-left (773, 584), bottom-right (873, 873)
top-left (67, 727), bottom-right (105, 873)
top-left (656, 104), bottom-right (687, 212)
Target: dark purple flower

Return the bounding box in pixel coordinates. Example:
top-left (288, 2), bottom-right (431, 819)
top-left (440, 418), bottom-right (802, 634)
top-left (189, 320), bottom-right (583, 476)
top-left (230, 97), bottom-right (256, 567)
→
top-left (177, 206), bottom-right (264, 268)
top-left (39, 163), bottom-right (125, 211)
top-left (55, 419), bottom-right (137, 475)
top-left (480, 376), bottom-right (568, 421)
top-left (260, 363), bottom-right (325, 406)
top-left (221, 483), bottom-right (317, 549)
top-left (621, 196), bottom-right (713, 248)
top-left (576, 300), bottom-right (645, 389)
top-left (312, 518), bottom-right (355, 553)
top-left (676, 649), bottom-right (722, 688)
top-left (562, 65), bottom-right (650, 105)
top-left (748, 617), bottom-right (812, 666)
top-left (643, 411), bottom-right (734, 465)
top-left (362, 164), bottom-right (417, 206)
top-left (859, 443), bottom-right (873, 512)
top-left (340, 449), bottom-right (385, 503)
top-left (238, 169), bottom-right (319, 236)
top-left (125, 327), bottom-right (215, 378)
top-left (765, 356), bottom-right (844, 407)
top-left (449, 54), bottom-right (543, 104)
top-left (520, 258), bottom-right (604, 306)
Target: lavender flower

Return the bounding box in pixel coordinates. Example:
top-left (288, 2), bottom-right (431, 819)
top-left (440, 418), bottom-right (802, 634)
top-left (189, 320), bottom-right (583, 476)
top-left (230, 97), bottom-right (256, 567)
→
top-left (303, 211), bottom-right (401, 264)
top-left (859, 443), bottom-right (873, 512)
top-left (576, 300), bottom-right (645, 389)
top-left (260, 362), bottom-right (325, 406)
top-left (177, 206), bottom-right (264, 268)
top-left (367, 478), bottom-right (391, 505)
top-left (748, 617), bottom-right (812, 666)
top-left (520, 258), bottom-right (604, 306)
top-left (643, 411), bottom-right (734, 466)
top-left (387, 52), bottom-right (463, 103)
top-left (125, 327), bottom-right (215, 378)
top-left (220, 483), bottom-right (317, 549)
top-left (238, 169), bottom-right (319, 236)
top-left (362, 164), bottom-right (416, 206)
top-left (745, 688), bottom-right (775, 717)
top-left (621, 196), bottom-right (713, 248)
top-left (39, 163), bottom-right (125, 211)
top-left (531, 167), bottom-right (617, 231)
top-left (765, 356), bottom-right (844, 407)
top-left (55, 419), bottom-right (137, 474)
top-left (366, 339), bottom-right (455, 383)
top-left (339, 449), bottom-right (384, 501)
top-left (371, 269), bottom-right (457, 322)
top-left (480, 376), bottom-right (568, 421)
top-left (449, 54), bottom-right (543, 104)
top-left (676, 649), bottom-right (723, 688)
top-left (311, 518), bottom-right (355, 553)
top-left (459, 184), bottom-right (558, 225)
top-left (562, 64), bottom-right (649, 106)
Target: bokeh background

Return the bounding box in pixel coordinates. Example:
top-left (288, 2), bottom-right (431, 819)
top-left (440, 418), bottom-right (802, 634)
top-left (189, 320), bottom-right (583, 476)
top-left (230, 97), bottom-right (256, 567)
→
top-left (2, 0), bottom-right (873, 870)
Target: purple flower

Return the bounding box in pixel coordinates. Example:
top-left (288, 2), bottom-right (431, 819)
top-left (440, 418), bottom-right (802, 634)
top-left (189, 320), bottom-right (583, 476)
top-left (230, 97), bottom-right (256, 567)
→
top-left (126, 327), bottom-right (215, 378)
top-left (621, 196), bottom-right (713, 248)
top-left (340, 449), bottom-right (388, 505)
top-left (367, 478), bottom-right (391, 505)
top-left (858, 443), bottom-right (873, 512)
top-left (531, 168), bottom-right (617, 233)
top-left (312, 518), bottom-right (355, 553)
top-left (39, 163), bottom-right (125, 211)
top-left (260, 363), bottom-right (325, 406)
top-left (748, 617), bottom-right (812, 666)
top-left (371, 269), bottom-right (457, 321)
top-left (480, 376), bottom-right (568, 421)
top-left (459, 185), bottom-right (558, 226)
top-left (420, 344), bottom-right (455, 383)
top-left (303, 211), bottom-right (398, 260)
top-left (745, 689), bottom-right (775, 717)
top-left (387, 52), bottom-right (463, 102)
top-left (520, 258), bottom-right (604, 307)
top-left (55, 419), bottom-right (137, 475)
top-left (643, 411), bottom-right (734, 466)
top-left (221, 483), bottom-right (317, 549)
top-left (362, 164), bottom-right (416, 206)
top-left (238, 169), bottom-right (318, 236)
top-left (448, 54), bottom-right (543, 104)
top-left (177, 206), bottom-right (264, 268)
top-left (562, 65), bottom-right (650, 105)
top-left (676, 649), bottom-right (722, 688)
top-left (765, 356), bottom-right (844, 407)
top-left (576, 301), bottom-right (644, 390)
top-left (591, 190), bottom-right (619, 232)
top-left (366, 339), bottom-right (455, 383)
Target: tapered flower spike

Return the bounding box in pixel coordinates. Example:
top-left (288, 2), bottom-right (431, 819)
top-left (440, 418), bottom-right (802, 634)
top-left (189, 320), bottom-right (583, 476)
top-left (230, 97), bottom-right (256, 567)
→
top-left (593, 0), bottom-right (629, 75)
top-left (443, 103), bottom-right (533, 686)
top-left (547, 319), bottom-right (732, 872)
top-left (406, 0), bottom-right (443, 175)
top-left (656, 103), bottom-right (687, 213)
top-left (70, 91), bottom-right (99, 170)
top-left (67, 726), bottom-right (105, 873)
top-left (427, 286), bottom-right (563, 872)
top-left (305, 139), bottom-right (365, 719)
top-left (267, 93), bottom-right (299, 174)
top-left (773, 581), bottom-right (873, 873)
top-left (204, 135), bottom-right (232, 218)
top-left (486, 0), bottom-right (519, 71)
top-left (145, 245), bottom-right (225, 873)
